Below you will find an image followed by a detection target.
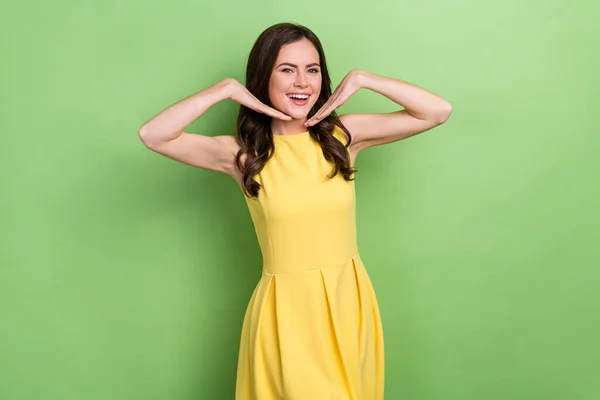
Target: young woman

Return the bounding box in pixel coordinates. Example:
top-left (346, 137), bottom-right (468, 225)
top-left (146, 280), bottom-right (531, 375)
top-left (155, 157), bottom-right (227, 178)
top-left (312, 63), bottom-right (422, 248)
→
top-left (139, 22), bottom-right (451, 400)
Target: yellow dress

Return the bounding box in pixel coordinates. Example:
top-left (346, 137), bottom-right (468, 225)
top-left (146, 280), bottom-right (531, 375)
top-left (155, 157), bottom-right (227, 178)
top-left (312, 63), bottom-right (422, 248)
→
top-left (235, 125), bottom-right (384, 400)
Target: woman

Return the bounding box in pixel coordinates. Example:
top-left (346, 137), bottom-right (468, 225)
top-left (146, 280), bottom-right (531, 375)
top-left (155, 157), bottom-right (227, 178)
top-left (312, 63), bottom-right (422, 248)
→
top-left (139, 22), bottom-right (451, 400)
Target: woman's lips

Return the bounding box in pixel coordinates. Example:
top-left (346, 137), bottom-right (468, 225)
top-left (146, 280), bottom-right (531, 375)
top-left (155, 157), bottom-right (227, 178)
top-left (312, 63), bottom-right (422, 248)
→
top-left (287, 95), bottom-right (309, 106)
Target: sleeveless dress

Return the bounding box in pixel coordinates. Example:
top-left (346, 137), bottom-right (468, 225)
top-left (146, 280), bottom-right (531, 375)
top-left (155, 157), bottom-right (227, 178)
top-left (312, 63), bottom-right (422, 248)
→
top-left (235, 125), bottom-right (385, 400)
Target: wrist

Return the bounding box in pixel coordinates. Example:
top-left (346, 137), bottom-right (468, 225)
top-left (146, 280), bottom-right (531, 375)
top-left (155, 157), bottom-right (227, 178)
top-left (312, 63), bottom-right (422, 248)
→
top-left (214, 78), bottom-right (235, 100)
top-left (354, 70), bottom-right (373, 89)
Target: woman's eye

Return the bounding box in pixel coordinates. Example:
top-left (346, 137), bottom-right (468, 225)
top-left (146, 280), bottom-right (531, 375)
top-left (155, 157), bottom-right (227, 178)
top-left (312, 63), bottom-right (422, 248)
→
top-left (281, 68), bottom-right (319, 73)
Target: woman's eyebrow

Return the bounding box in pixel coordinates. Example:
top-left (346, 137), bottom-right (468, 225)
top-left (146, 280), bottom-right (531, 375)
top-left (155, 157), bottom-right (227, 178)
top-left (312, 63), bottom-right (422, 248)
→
top-left (276, 62), bottom-right (321, 68)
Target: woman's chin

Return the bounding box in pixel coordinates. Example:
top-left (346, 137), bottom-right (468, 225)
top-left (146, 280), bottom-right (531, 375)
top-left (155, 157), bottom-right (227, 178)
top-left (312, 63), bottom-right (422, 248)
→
top-left (275, 106), bottom-right (310, 121)
top-left (288, 111), bottom-right (309, 120)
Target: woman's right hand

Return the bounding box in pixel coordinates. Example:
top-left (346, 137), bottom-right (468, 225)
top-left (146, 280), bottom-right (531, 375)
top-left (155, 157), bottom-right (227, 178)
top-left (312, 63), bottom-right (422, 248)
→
top-left (223, 78), bottom-right (291, 121)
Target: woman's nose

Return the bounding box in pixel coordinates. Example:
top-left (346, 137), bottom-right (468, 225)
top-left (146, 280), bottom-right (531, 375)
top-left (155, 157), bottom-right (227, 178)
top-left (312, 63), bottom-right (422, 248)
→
top-left (294, 73), bottom-right (308, 86)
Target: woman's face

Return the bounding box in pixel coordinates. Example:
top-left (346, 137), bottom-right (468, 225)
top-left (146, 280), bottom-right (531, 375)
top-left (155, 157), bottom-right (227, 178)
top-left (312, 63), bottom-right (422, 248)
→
top-left (268, 38), bottom-right (322, 121)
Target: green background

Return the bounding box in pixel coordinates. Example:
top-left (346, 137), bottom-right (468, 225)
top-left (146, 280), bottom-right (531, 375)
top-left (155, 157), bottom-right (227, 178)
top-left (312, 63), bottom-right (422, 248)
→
top-left (2, 0), bottom-right (598, 399)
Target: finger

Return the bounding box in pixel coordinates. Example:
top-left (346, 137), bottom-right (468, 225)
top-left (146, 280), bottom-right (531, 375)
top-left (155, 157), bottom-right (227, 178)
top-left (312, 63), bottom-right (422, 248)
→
top-left (306, 106), bottom-right (325, 125)
top-left (242, 89), bottom-right (291, 120)
top-left (259, 103), bottom-right (291, 120)
top-left (307, 96), bottom-right (338, 125)
top-left (319, 91), bottom-right (342, 116)
top-left (264, 106), bottom-right (292, 120)
top-left (272, 111), bottom-right (292, 120)
top-left (316, 94), bottom-right (337, 117)
top-left (250, 97), bottom-right (291, 120)
top-left (307, 100), bottom-right (333, 125)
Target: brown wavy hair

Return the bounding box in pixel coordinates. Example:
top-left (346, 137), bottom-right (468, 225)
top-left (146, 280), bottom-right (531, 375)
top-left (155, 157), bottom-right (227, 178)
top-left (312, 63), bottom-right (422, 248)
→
top-left (234, 22), bottom-right (358, 198)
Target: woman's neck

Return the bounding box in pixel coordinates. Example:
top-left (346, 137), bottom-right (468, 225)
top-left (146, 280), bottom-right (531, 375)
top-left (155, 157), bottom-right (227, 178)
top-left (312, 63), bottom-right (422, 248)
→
top-left (271, 118), bottom-right (308, 136)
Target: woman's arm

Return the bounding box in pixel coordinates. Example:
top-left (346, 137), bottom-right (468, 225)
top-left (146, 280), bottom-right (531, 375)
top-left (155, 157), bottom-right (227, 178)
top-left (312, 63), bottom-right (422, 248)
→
top-left (340, 70), bottom-right (452, 152)
top-left (305, 70), bottom-right (452, 153)
top-left (357, 70), bottom-right (451, 121)
top-left (138, 79), bottom-right (238, 175)
top-left (139, 79), bottom-right (232, 147)
top-left (138, 78), bottom-right (290, 176)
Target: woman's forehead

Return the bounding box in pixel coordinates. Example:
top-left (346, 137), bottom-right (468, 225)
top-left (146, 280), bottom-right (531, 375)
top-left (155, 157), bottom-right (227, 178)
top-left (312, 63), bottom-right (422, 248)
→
top-left (276, 40), bottom-right (319, 64)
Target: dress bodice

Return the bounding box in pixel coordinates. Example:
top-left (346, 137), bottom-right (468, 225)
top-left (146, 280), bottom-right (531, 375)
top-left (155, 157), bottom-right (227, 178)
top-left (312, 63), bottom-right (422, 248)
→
top-left (242, 126), bottom-right (358, 274)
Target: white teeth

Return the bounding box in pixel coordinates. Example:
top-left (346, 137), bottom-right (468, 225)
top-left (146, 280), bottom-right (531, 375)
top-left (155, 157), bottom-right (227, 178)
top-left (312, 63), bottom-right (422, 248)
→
top-left (288, 94), bottom-right (309, 100)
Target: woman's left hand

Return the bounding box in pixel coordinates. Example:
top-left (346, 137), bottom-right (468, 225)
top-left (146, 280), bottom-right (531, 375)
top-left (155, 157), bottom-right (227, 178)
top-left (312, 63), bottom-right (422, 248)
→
top-left (305, 70), bottom-right (365, 127)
